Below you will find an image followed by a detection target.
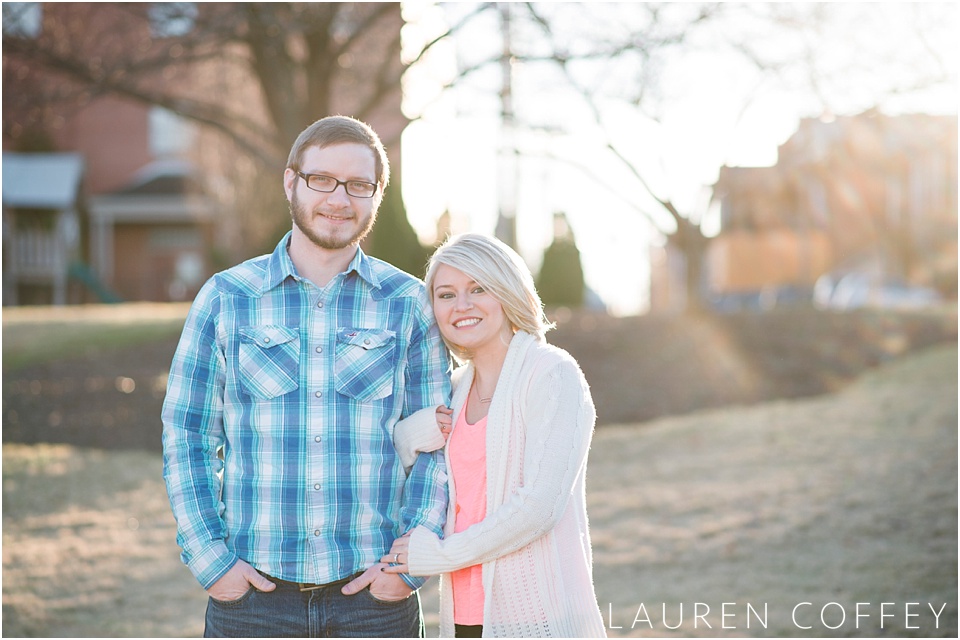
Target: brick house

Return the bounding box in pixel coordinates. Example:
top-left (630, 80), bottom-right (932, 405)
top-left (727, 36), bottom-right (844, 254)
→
top-left (689, 111), bottom-right (957, 311)
top-left (3, 2), bottom-right (407, 305)
top-left (3, 3), bottom-right (220, 304)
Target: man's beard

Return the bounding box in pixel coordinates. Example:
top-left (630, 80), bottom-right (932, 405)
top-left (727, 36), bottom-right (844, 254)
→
top-left (289, 189), bottom-right (377, 251)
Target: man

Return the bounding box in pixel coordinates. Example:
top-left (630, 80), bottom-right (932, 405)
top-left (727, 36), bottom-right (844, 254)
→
top-left (162, 115), bottom-right (450, 637)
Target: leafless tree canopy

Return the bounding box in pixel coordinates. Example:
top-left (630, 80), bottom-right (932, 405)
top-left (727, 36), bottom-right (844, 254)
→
top-left (425, 2), bottom-right (955, 309)
top-left (5, 2), bottom-right (954, 293)
top-left (4, 2), bottom-right (411, 167)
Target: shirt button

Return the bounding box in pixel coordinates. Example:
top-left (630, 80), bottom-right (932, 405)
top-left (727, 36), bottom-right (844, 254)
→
top-left (314, 483), bottom-right (321, 491)
top-left (315, 390), bottom-right (322, 398)
top-left (315, 436), bottom-right (321, 443)
top-left (263, 337), bottom-right (270, 343)
top-left (316, 301), bottom-right (324, 309)
top-left (315, 346), bottom-right (323, 353)
top-left (363, 339), bottom-right (371, 345)
top-left (314, 529), bottom-right (321, 537)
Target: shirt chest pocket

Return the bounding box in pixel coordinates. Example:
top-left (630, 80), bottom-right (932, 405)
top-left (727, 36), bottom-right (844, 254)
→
top-left (238, 325), bottom-right (301, 400)
top-left (334, 328), bottom-right (397, 402)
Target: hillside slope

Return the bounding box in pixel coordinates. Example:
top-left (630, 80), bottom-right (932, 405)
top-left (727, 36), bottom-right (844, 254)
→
top-left (549, 307), bottom-right (956, 425)
top-left (3, 343), bottom-right (955, 637)
top-left (587, 343), bottom-right (958, 637)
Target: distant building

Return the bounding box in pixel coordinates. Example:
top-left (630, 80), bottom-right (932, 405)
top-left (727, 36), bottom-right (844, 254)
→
top-left (3, 4), bottom-right (218, 305)
top-left (700, 111), bottom-right (957, 311)
top-left (3, 2), bottom-right (408, 305)
top-left (3, 98), bottom-right (219, 304)
top-left (2, 152), bottom-right (85, 305)
top-left (86, 158), bottom-right (219, 302)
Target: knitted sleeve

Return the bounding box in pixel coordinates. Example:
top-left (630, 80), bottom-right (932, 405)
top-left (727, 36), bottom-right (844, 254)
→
top-left (406, 357), bottom-right (596, 575)
top-left (393, 406), bottom-right (448, 473)
top-left (393, 365), bottom-right (467, 472)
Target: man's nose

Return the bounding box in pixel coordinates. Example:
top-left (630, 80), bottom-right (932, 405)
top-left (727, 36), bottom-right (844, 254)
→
top-left (327, 183), bottom-right (351, 204)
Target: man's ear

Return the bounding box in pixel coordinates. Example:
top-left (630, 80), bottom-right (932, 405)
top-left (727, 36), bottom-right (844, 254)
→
top-left (282, 168), bottom-right (297, 201)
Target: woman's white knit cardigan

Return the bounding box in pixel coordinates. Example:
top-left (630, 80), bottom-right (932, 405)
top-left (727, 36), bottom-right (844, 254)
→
top-left (396, 331), bottom-right (607, 638)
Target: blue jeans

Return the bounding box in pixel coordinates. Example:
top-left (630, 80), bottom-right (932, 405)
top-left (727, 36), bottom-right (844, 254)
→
top-left (204, 574), bottom-right (422, 638)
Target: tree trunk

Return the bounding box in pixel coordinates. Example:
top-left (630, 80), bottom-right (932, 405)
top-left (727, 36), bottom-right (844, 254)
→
top-left (672, 217), bottom-right (709, 313)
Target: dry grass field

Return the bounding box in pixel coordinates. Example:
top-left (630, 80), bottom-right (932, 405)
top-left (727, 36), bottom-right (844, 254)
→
top-left (3, 340), bottom-right (956, 637)
top-left (588, 343), bottom-right (957, 637)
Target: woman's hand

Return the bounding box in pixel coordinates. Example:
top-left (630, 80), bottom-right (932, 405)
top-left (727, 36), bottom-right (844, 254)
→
top-left (436, 406), bottom-right (453, 441)
top-left (379, 534), bottom-right (412, 574)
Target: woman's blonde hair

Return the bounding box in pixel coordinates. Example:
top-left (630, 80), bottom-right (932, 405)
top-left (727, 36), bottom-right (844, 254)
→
top-left (425, 233), bottom-right (554, 360)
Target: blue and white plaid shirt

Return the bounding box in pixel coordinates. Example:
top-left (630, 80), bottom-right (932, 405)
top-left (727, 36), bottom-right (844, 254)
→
top-left (162, 232), bottom-right (450, 590)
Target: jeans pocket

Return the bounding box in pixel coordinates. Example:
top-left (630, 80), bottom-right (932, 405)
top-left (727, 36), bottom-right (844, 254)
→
top-left (208, 585), bottom-right (256, 608)
top-left (238, 325), bottom-right (300, 400)
top-left (363, 587), bottom-right (411, 606)
top-left (334, 328), bottom-right (396, 401)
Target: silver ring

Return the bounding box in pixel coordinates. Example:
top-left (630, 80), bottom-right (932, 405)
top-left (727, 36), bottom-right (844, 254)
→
top-left (394, 553), bottom-right (399, 563)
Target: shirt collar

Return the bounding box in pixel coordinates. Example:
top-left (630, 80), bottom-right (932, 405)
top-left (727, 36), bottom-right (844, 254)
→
top-left (346, 245), bottom-right (382, 290)
top-left (261, 231), bottom-right (382, 293)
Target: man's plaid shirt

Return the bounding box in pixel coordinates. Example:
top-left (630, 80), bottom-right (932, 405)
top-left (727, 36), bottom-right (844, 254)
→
top-left (162, 232), bottom-right (450, 590)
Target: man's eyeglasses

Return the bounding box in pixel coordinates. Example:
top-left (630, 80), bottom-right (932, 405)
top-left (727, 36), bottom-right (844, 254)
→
top-left (296, 171), bottom-right (378, 198)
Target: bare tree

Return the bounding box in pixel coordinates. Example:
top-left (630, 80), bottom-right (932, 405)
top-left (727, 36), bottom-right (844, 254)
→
top-left (2, 2), bottom-right (481, 266)
top-left (458, 2), bottom-right (724, 311)
top-left (3, 3), bottom-right (413, 163)
top-left (424, 2), bottom-right (956, 311)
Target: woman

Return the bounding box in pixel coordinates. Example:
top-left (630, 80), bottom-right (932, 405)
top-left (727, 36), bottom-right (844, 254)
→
top-left (389, 233), bottom-right (606, 638)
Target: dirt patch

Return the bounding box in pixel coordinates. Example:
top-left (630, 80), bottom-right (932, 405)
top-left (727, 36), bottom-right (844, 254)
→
top-left (3, 338), bottom-right (180, 452)
top-left (4, 307), bottom-right (955, 453)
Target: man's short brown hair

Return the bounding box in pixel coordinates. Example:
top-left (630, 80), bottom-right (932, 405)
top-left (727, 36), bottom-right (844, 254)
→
top-left (286, 115), bottom-right (390, 189)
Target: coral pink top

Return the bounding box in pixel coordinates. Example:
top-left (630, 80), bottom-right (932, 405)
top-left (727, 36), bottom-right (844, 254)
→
top-left (448, 408), bottom-right (487, 625)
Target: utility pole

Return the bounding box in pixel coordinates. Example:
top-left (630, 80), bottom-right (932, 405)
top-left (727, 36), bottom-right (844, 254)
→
top-left (494, 2), bottom-right (518, 250)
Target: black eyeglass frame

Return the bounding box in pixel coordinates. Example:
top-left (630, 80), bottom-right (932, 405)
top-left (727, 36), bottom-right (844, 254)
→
top-left (295, 171), bottom-right (379, 199)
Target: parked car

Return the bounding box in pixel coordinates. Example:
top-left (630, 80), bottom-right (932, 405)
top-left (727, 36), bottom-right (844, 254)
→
top-left (813, 271), bottom-right (942, 310)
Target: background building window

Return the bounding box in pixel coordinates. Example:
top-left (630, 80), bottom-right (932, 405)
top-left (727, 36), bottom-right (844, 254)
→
top-left (148, 2), bottom-right (197, 38)
top-left (2, 2), bottom-right (42, 38)
top-left (149, 106), bottom-right (195, 157)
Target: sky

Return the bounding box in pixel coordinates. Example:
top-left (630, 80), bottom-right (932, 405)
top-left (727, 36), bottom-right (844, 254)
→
top-left (397, 2), bottom-right (958, 316)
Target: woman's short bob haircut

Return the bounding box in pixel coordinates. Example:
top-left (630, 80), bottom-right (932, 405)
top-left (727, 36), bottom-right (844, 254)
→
top-left (425, 233), bottom-right (555, 360)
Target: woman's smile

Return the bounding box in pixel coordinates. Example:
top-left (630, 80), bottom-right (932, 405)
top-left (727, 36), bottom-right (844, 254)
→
top-left (432, 264), bottom-right (511, 356)
top-left (453, 317), bottom-right (482, 329)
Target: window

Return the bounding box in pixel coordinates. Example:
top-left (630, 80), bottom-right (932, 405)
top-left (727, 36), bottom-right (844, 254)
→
top-left (148, 2), bottom-right (197, 38)
top-left (2, 2), bottom-right (41, 38)
top-left (149, 107), bottom-right (195, 157)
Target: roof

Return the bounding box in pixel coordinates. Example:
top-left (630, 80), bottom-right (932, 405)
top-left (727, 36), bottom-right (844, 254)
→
top-left (88, 193), bottom-right (219, 223)
top-left (116, 158), bottom-right (204, 195)
top-left (87, 158), bottom-right (218, 223)
top-left (2, 152), bottom-right (85, 210)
